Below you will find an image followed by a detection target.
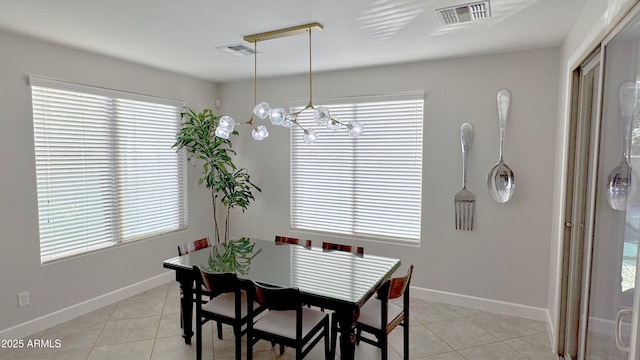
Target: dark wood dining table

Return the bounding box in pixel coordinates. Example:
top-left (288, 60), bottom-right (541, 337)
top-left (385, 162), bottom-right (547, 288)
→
top-left (163, 238), bottom-right (401, 360)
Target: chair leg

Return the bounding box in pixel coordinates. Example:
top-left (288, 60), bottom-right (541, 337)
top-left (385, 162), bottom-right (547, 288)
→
top-left (234, 326), bottom-right (242, 360)
top-left (195, 319), bottom-right (202, 360)
top-left (330, 315), bottom-right (338, 360)
top-left (324, 320), bottom-right (331, 360)
top-left (403, 322), bottom-right (409, 360)
top-left (217, 321), bottom-right (223, 340)
top-left (279, 343), bottom-right (285, 355)
top-left (247, 332), bottom-right (253, 360)
top-left (381, 332), bottom-right (388, 360)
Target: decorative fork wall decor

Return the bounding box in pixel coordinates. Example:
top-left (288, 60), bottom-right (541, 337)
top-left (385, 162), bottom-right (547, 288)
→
top-left (454, 123), bottom-right (475, 230)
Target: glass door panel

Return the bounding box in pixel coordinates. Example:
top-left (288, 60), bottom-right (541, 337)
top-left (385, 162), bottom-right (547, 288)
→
top-left (585, 12), bottom-right (640, 359)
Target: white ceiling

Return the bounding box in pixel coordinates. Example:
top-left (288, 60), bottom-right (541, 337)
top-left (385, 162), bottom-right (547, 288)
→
top-left (0, 0), bottom-right (586, 83)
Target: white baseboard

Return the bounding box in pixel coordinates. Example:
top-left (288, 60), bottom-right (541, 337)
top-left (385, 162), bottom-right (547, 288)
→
top-left (0, 271), bottom-right (174, 340)
top-left (411, 285), bottom-right (548, 322)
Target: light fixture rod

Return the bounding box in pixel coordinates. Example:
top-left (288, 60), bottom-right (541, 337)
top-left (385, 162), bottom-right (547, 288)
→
top-left (308, 29), bottom-right (313, 107)
top-left (243, 22), bottom-right (323, 43)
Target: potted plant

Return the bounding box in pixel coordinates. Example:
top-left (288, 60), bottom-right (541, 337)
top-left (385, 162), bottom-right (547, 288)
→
top-left (173, 108), bottom-right (261, 244)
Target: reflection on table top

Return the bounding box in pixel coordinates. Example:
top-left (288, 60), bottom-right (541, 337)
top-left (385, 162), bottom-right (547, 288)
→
top-left (163, 238), bottom-right (401, 306)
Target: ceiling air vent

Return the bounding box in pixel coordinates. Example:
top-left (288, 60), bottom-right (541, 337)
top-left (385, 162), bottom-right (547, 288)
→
top-left (436, 1), bottom-right (491, 26)
top-left (216, 43), bottom-right (256, 57)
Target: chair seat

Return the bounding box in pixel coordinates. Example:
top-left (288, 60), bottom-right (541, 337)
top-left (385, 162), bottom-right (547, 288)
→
top-left (202, 292), bottom-right (258, 319)
top-left (357, 299), bottom-right (403, 329)
top-left (253, 307), bottom-right (328, 339)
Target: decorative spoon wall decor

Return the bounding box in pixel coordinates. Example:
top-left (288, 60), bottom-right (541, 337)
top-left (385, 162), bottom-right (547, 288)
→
top-left (605, 81), bottom-right (638, 211)
top-left (487, 89), bottom-right (515, 203)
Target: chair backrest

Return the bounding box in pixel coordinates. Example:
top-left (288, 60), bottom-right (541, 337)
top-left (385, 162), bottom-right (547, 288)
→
top-left (387, 265), bottom-right (414, 300)
top-left (322, 241), bottom-right (364, 255)
top-left (253, 281), bottom-right (305, 341)
top-left (253, 281), bottom-right (302, 311)
top-left (195, 265), bottom-right (241, 297)
top-left (178, 237), bottom-right (211, 256)
top-left (275, 236), bottom-right (312, 247)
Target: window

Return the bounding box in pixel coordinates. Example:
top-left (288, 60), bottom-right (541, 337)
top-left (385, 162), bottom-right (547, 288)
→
top-left (30, 77), bottom-right (186, 262)
top-left (290, 92), bottom-right (423, 244)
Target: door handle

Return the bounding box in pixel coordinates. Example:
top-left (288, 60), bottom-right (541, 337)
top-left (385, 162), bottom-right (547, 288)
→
top-left (616, 307), bottom-right (632, 352)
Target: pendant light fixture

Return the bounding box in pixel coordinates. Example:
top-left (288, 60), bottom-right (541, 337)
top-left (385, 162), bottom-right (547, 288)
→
top-left (215, 22), bottom-right (363, 144)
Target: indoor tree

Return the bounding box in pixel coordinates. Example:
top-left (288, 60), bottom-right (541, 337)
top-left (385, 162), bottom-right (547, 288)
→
top-left (173, 108), bottom-right (261, 244)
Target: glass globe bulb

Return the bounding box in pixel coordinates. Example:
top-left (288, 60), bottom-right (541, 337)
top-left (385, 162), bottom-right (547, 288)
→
top-left (215, 127), bottom-right (230, 139)
top-left (347, 121), bottom-right (363, 137)
top-left (283, 114), bottom-right (295, 128)
top-left (252, 125), bottom-right (269, 141)
top-left (218, 115), bottom-right (235, 133)
top-left (303, 129), bottom-right (318, 144)
top-left (314, 106), bottom-right (330, 125)
top-left (253, 102), bottom-right (271, 120)
top-left (270, 108), bottom-right (285, 126)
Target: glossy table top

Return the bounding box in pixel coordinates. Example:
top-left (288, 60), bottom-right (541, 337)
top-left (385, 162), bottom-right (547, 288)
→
top-left (163, 238), bottom-right (401, 306)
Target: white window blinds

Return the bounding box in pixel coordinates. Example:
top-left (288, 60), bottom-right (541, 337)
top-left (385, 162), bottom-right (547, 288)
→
top-left (290, 92), bottom-right (423, 244)
top-left (30, 77), bottom-right (186, 262)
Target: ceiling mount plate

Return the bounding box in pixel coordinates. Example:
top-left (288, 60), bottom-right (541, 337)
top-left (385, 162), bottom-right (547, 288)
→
top-left (243, 22), bottom-right (324, 43)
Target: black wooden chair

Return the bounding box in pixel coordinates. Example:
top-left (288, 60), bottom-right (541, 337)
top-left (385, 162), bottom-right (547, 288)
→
top-left (321, 241), bottom-right (363, 255)
top-left (275, 235), bottom-right (312, 247)
top-left (330, 265), bottom-right (414, 360)
top-left (193, 265), bottom-right (265, 360)
top-left (248, 281), bottom-right (330, 360)
top-left (177, 238), bottom-right (220, 335)
top-left (177, 237), bottom-right (211, 256)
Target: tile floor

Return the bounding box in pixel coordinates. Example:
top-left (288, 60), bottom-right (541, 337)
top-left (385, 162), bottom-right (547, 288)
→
top-left (0, 282), bottom-right (556, 360)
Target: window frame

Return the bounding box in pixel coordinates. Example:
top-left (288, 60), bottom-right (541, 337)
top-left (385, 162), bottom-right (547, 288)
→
top-left (30, 76), bottom-right (187, 263)
top-left (288, 92), bottom-right (424, 245)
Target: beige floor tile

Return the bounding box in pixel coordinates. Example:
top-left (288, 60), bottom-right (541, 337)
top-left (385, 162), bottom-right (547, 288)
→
top-left (419, 352), bottom-right (466, 360)
top-left (25, 322), bottom-right (104, 356)
top-left (504, 333), bottom-right (556, 360)
top-left (352, 341), bottom-right (402, 360)
top-left (23, 348), bottom-right (90, 360)
top-left (127, 284), bottom-right (170, 302)
top-left (426, 318), bottom-right (499, 350)
top-left (0, 345), bottom-right (28, 360)
top-left (162, 289), bottom-right (182, 315)
top-left (151, 335), bottom-right (213, 360)
top-left (388, 324), bottom-right (453, 359)
top-left (109, 296), bottom-right (165, 320)
top-left (458, 342), bottom-right (529, 360)
top-left (53, 304), bottom-right (116, 329)
top-left (156, 311), bottom-right (185, 338)
top-left (87, 339), bottom-right (154, 360)
top-left (466, 313), bottom-right (545, 340)
top-left (213, 349), bottom-right (276, 360)
top-left (409, 300), bottom-right (463, 324)
top-left (444, 304), bottom-right (487, 317)
top-left (95, 316), bottom-right (160, 346)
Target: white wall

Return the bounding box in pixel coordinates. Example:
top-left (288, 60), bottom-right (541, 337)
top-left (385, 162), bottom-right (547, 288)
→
top-left (0, 30), bottom-right (218, 336)
top-left (220, 48), bottom-right (560, 317)
top-left (547, 0), bottom-right (639, 351)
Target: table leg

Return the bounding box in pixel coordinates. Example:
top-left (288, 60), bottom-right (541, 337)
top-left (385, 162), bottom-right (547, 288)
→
top-left (336, 305), bottom-right (360, 360)
top-left (176, 271), bottom-right (194, 344)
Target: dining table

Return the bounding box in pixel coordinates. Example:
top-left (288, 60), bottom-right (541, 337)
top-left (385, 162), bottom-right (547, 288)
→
top-left (162, 238), bottom-right (401, 360)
